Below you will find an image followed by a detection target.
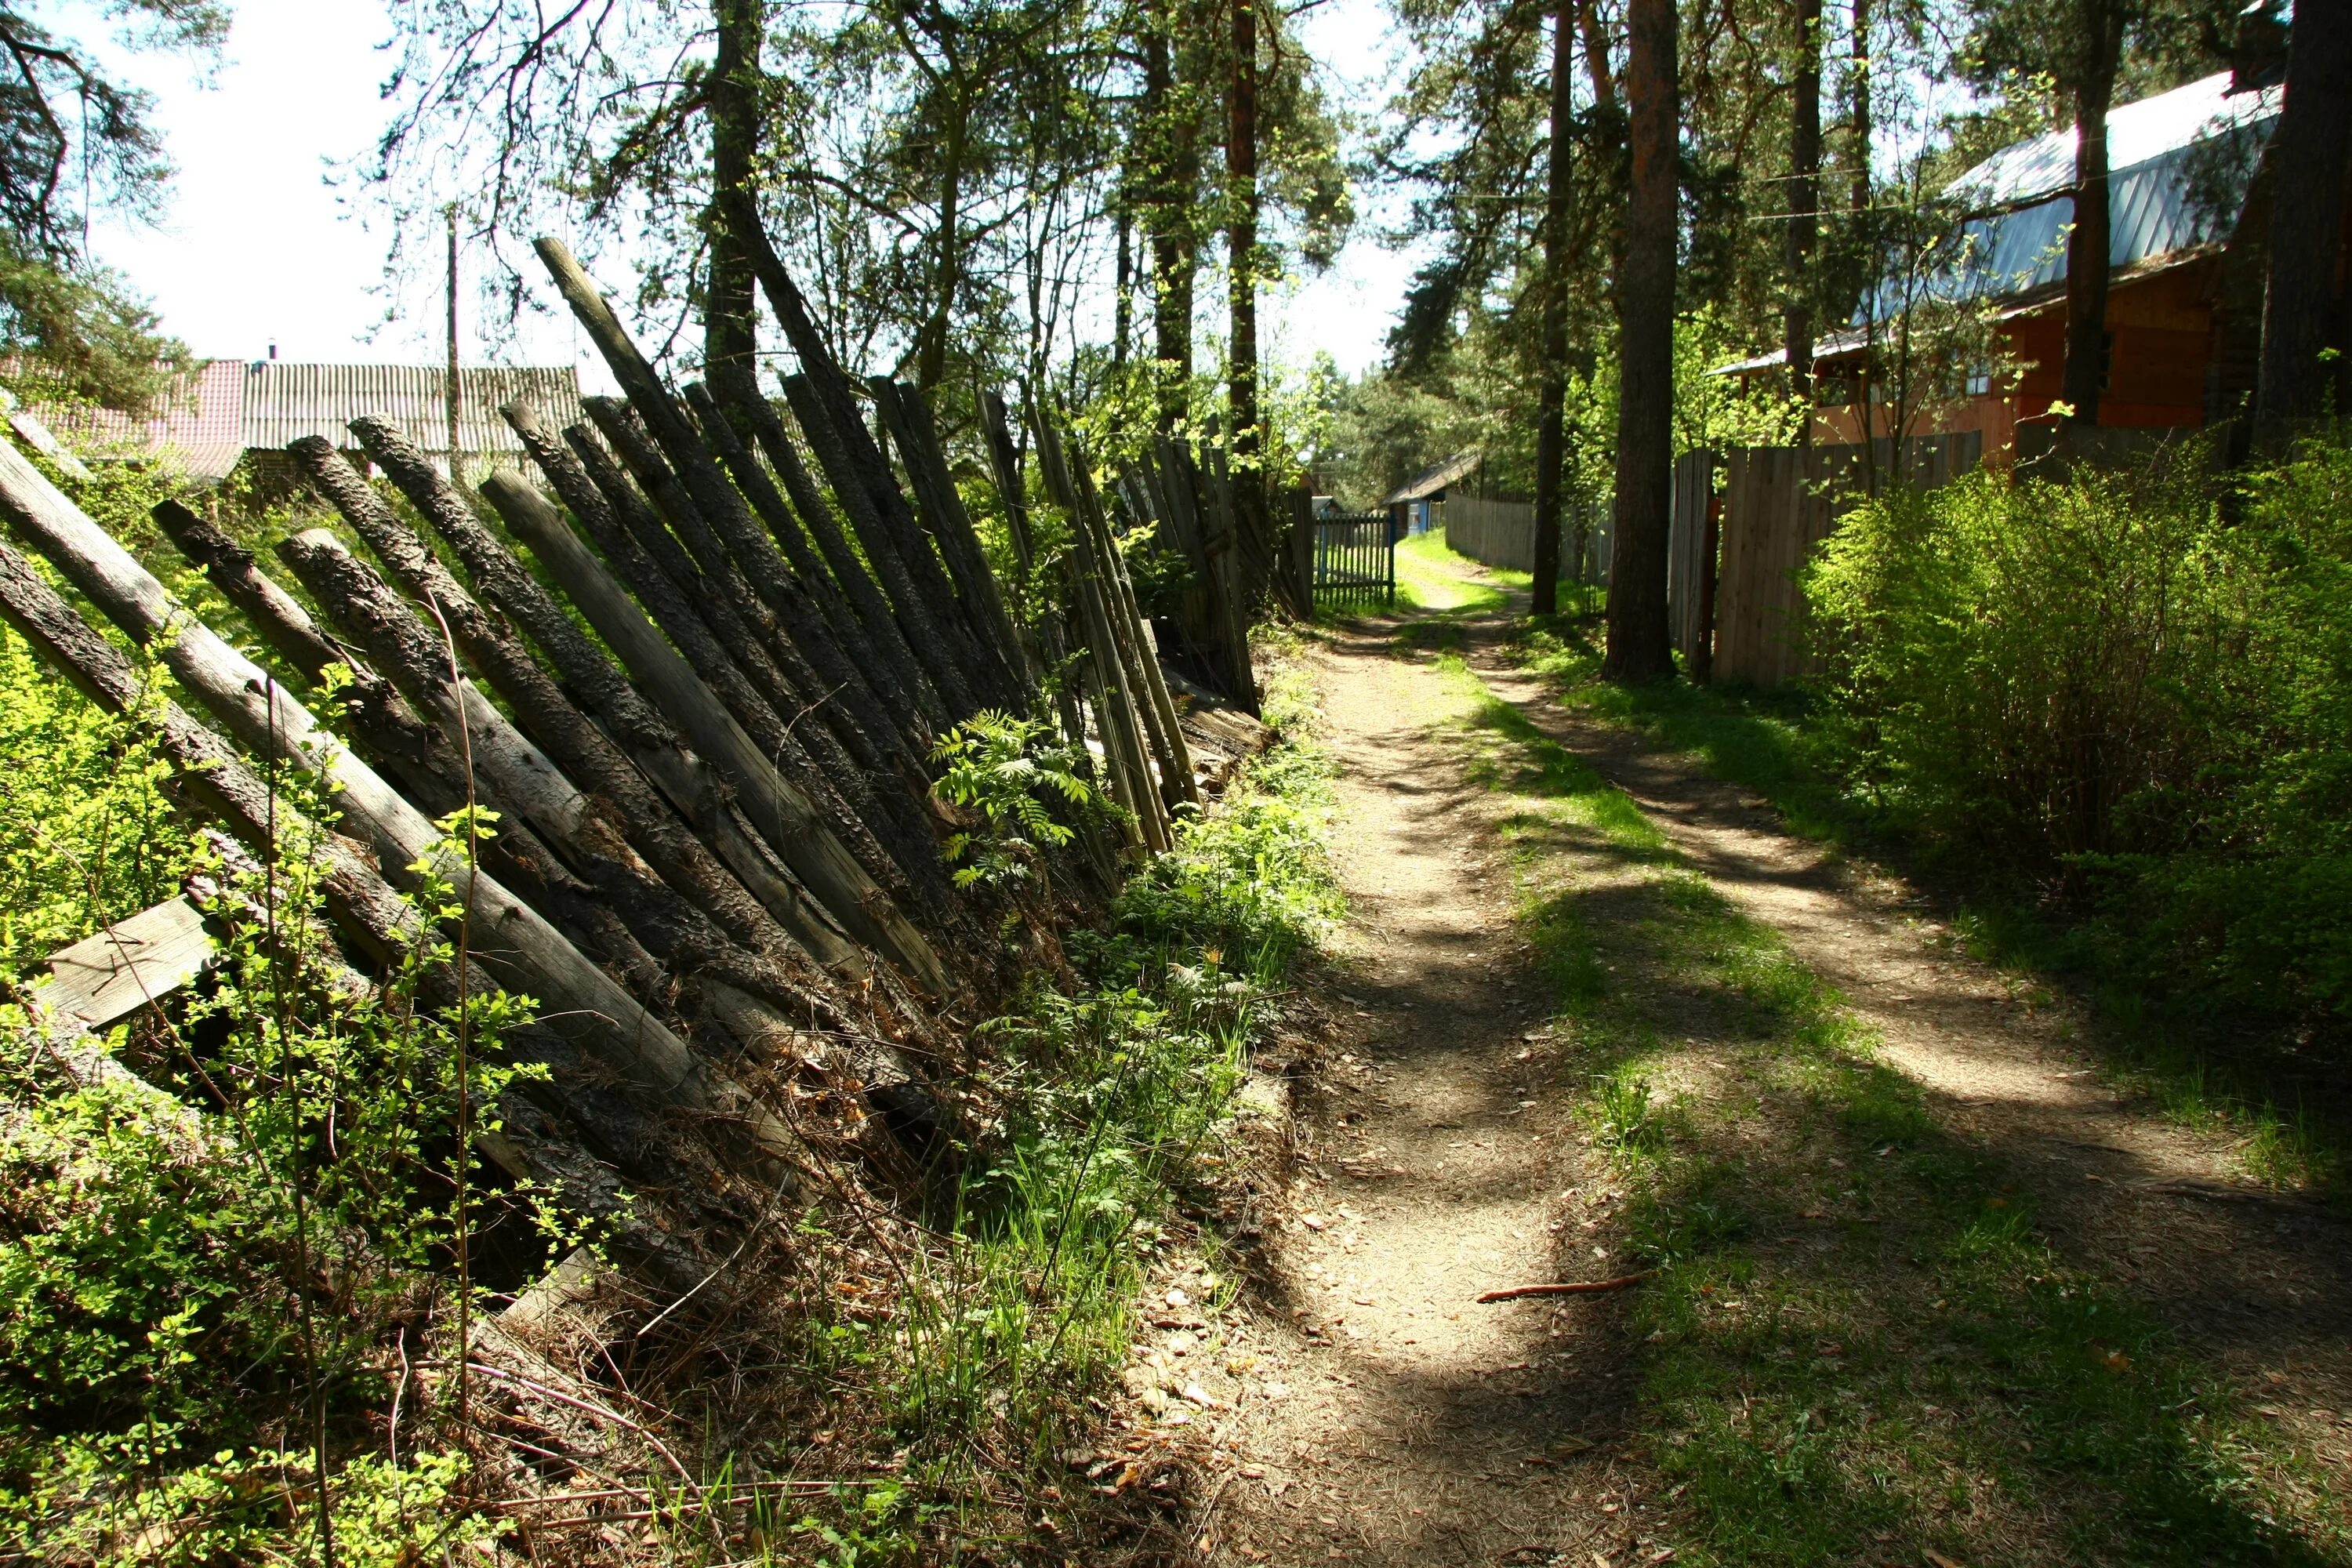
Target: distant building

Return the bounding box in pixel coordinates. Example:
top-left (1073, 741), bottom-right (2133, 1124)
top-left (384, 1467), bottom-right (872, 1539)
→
top-left (1380, 449), bottom-right (1482, 535)
top-left (1719, 71), bottom-right (2318, 460)
top-left (36, 361), bottom-right (587, 485)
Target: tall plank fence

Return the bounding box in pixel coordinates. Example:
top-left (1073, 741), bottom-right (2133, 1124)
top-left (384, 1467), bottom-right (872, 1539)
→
top-left (1443, 494), bottom-right (1612, 588)
top-left (1708, 432), bottom-right (1983, 687)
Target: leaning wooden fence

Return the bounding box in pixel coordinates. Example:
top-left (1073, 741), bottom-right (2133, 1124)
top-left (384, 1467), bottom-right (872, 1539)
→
top-left (0, 209), bottom-right (1283, 1313)
top-left (1710, 431), bottom-right (1983, 687)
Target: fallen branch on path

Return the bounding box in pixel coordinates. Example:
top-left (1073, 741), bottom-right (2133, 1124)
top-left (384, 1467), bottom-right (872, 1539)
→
top-left (1476, 1271), bottom-right (1654, 1303)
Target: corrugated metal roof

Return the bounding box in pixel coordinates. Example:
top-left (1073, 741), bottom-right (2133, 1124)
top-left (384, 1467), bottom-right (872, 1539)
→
top-left (1944, 72), bottom-right (2278, 212)
top-left (1381, 449), bottom-right (1481, 505)
top-left (240, 363), bottom-right (584, 457)
top-left (1862, 71), bottom-right (2278, 320)
top-left (34, 361), bottom-right (249, 478)
top-left (1713, 325), bottom-right (1874, 377)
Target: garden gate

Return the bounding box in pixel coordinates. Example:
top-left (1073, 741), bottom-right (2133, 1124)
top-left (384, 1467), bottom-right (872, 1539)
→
top-left (1311, 510), bottom-right (1396, 608)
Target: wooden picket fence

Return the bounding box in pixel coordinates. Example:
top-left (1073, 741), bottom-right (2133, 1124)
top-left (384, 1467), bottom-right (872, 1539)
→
top-left (1310, 510), bottom-right (1396, 606)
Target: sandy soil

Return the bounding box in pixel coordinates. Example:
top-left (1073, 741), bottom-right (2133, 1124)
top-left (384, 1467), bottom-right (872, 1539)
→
top-left (1191, 622), bottom-right (1646, 1566)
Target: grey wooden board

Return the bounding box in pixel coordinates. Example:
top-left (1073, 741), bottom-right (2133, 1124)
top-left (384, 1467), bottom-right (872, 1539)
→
top-left (38, 896), bottom-right (219, 1030)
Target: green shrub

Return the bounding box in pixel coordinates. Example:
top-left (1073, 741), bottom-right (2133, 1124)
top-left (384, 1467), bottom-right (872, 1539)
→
top-left (0, 630), bottom-right (183, 977)
top-left (1, 799), bottom-right (535, 1563)
top-left (1806, 437), bottom-right (2352, 1024)
top-left (1107, 724), bottom-right (1341, 985)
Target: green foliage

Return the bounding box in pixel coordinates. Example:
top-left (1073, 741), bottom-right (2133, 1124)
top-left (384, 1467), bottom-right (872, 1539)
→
top-left (0, 248), bottom-right (190, 416)
top-left (1671, 307), bottom-right (1808, 458)
top-left (826, 715), bottom-right (1338, 1492)
top-left (1587, 1065), bottom-right (1668, 1156)
top-left (1806, 437), bottom-right (2352, 1025)
top-left (931, 709), bottom-right (1108, 891)
top-left (0, 0), bottom-right (225, 414)
top-left (0, 764), bottom-right (540, 1562)
top-left (1106, 710), bottom-right (1341, 985)
top-left (1441, 651), bottom-right (2329, 1562)
top-left (0, 631), bottom-right (182, 977)
top-left (1320, 311), bottom-right (1798, 518)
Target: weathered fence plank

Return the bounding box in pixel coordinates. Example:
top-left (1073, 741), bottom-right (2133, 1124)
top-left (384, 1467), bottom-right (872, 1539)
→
top-left (1711, 433), bottom-right (1981, 687)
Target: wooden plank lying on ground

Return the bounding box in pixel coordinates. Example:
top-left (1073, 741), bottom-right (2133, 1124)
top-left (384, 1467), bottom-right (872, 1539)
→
top-left (38, 896), bottom-right (218, 1030)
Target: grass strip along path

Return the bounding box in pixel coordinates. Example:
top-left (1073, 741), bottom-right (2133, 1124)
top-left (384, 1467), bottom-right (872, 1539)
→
top-left (1196, 543), bottom-right (2352, 1566)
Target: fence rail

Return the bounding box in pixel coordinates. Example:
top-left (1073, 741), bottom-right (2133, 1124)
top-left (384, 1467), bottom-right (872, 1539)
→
top-left (1312, 511), bottom-right (1396, 607)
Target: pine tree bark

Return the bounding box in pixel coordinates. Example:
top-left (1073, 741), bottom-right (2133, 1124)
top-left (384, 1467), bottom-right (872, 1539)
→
top-left (2061, 2), bottom-right (2124, 427)
top-left (2256, 0), bottom-right (2352, 432)
top-left (1849, 0), bottom-right (1871, 216)
top-left (1786, 0), bottom-right (1822, 410)
top-left (1226, 0), bottom-right (1263, 519)
top-left (1143, 20), bottom-right (1202, 433)
top-left (1602, 0), bottom-right (1678, 684)
top-left (1532, 0), bottom-right (1577, 619)
top-left (706, 0), bottom-right (764, 396)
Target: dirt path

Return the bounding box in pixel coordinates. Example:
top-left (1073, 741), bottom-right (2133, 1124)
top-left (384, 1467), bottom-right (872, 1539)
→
top-left (1199, 625), bottom-right (1643, 1566)
top-left (1185, 575), bottom-right (2352, 1566)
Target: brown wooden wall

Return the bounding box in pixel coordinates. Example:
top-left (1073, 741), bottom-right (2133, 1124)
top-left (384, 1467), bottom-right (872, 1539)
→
top-left (1712, 434), bottom-right (1981, 688)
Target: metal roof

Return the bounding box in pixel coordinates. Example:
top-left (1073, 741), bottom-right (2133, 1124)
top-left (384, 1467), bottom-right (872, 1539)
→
top-left (1862, 71), bottom-right (2278, 320)
top-left (1944, 71), bottom-right (2278, 212)
top-left (35, 361), bottom-right (248, 479)
top-left (1713, 325), bottom-right (1874, 377)
top-left (1381, 449), bottom-right (1481, 505)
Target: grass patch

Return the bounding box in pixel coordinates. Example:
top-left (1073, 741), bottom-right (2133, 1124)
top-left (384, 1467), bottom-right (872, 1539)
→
top-left (1396, 528), bottom-right (1527, 617)
top-left (1432, 655), bottom-right (2345, 1566)
top-left (1508, 617), bottom-right (2347, 1199)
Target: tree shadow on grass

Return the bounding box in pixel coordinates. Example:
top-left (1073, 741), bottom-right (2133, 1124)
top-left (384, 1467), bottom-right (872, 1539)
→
top-left (1505, 615), bottom-right (2352, 1211)
top-left (1443, 670), bottom-right (2348, 1566)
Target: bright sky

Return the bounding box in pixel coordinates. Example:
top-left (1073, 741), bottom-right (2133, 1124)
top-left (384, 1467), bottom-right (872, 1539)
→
top-left (86, 0), bottom-right (1425, 383)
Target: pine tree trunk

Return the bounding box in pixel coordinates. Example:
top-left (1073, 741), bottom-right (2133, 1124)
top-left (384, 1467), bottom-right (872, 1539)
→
top-left (706, 0), bottom-right (762, 394)
top-left (1849, 0), bottom-right (1871, 216)
top-left (2061, 5), bottom-right (2122, 427)
top-left (1227, 0), bottom-right (1261, 489)
top-left (1602, 0), bottom-right (1677, 684)
top-left (1144, 24), bottom-right (1201, 433)
top-left (1531, 0), bottom-right (1577, 618)
top-left (2256, 0), bottom-right (2352, 432)
top-left (1785, 0), bottom-right (1821, 411)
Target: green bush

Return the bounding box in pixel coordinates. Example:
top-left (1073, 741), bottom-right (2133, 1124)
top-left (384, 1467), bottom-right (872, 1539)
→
top-left (2, 801), bottom-right (534, 1563)
top-left (1806, 437), bottom-right (2352, 1025)
top-left (1107, 723), bottom-right (1341, 985)
top-left (0, 630), bottom-right (183, 977)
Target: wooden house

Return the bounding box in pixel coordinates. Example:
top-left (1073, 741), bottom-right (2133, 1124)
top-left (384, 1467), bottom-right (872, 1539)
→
top-left (1721, 71), bottom-right (2307, 460)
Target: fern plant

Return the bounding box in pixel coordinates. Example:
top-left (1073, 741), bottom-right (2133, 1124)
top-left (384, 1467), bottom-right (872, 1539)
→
top-left (931, 710), bottom-right (1108, 892)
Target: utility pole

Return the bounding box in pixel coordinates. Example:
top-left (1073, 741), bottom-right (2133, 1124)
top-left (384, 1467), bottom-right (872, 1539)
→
top-left (446, 205), bottom-right (462, 486)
